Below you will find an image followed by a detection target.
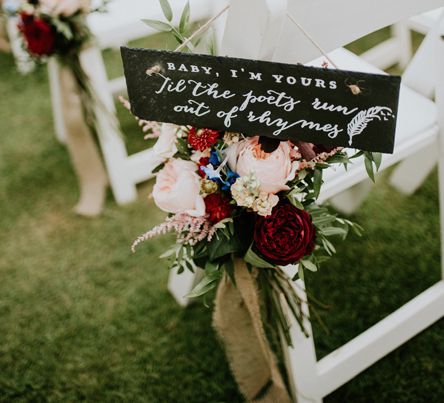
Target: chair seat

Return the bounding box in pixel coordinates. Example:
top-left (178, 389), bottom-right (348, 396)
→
top-left (306, 48), bottom-right (438, 201)
top-left (87, 0), bottom-right (213, 48)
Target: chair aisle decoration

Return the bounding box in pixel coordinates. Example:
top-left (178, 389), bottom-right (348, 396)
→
top-left (3, 0), bottom-right (110, 216)
top-left (120, 1), bottom-right (444, 401)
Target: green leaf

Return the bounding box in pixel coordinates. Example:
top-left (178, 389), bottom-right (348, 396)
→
top-left (186, 270), bottom-right (220, 298)
top-left (175, 137), bottom-right (190, 156)
top-left (205, 260), bottom-right (219, 274)
top-left (364, 156), bottom-right (375, 182)
top-left (179, 1), bottom-right (190, 33)
top-left (373, 152), bottom-right (382, 171)
top-left (207, 234), bottom-right (241, 261)
top-left (159, 0), bottom-right (173, 21)
top-left (142, 19), bottom-right (172, 32)
top-left (224, 258), bottom-right (236, 285)
top-left (321, 227), bottom-right (348, 237)
top-left (244, 245), bottom-right (276, 269)
top-left (313, 169), bottom-right (323, 199)
top-left (300, 258), bottom-right (318, 272)
top-left (152, 162), bottom-right (165, 174)
top-left (322, 238), bottom-right (336, 256)
top-left (287, 191), bottom-right (305, 210)
top-left (297, 169), bottom-right (308, 180)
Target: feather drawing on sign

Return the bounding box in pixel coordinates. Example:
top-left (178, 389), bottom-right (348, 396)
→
top-left (347, 107), bottom-right (394, 146)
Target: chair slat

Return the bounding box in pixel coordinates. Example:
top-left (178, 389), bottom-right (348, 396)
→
top-left (273, 0), bottom-right (444, 63)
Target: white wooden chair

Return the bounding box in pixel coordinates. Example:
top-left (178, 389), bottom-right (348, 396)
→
top-left (167, 0), bottom-right (444, 401)
top-left (361, 7), bottom-right (444, 70)
top-left (48, 0), bottom-right (217, 205)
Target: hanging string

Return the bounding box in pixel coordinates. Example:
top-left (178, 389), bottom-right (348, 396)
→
top-left (175, 4), bottom-right (230, 52)
top-left (286, 11), bottom-right (339, 69)
top-left (146, 4), bottom-right (230, 76)
top-left (147, 5), bottom-right (363, 94)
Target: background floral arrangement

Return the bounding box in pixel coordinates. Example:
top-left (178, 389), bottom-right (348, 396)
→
top-left (3, 0), bottom-right (109, 127)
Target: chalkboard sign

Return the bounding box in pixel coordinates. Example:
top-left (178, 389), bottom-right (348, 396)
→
top-left (121, 47), bottom-right (401, 153)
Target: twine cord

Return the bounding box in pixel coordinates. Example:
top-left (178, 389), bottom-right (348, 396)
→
top-left (286, 11), bottom-right (339, 69)
top-left (146, 6), bottom-right (360, 94)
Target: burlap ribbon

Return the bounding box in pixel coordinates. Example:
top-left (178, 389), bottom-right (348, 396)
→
top-left (59, 64), bottom-right (108, 217)
top-left (0, 3), bottom-right (11, 53)
top-left (213, 258), bottom-right (292, 403)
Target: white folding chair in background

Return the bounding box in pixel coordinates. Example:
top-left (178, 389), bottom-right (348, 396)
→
top-left (361, 7), bottom-right (444, 70)
top-left (48, 0), bottom-right (218, 205)
top-left (167, 0), bottom-right (444, 401)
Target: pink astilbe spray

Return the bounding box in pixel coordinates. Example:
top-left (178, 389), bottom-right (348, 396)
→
top-left (118, 96), bottom-right (161, 138)
top-left (131, 213), bottom-right (217, 252)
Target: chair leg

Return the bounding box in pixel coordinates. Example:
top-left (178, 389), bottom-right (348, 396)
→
top-left (48, 59), bottom-right (68, 144)
top-left (79, 46), bottom-right (138, 205)
top-left (437, 34), bottom-right (444, 280)
top-left (168, 269), bottom-right (203, 307)
top-left (390, 142), bottom-right (438, 195)
top-left (283, 277), bottom-right (323, 403)
top-left (327, 179), bottom-right (373, 215)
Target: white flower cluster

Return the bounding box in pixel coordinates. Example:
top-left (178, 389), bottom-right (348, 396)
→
top-left (231, 173), bottom-right (278, 217)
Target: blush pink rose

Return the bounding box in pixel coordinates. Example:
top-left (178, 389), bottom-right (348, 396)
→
top-left (153, 160), bottom-right (205, 217)
top-left (227, 136), bottom-right (297, 194)
top-left (153, 123), bottom-right (178, 159)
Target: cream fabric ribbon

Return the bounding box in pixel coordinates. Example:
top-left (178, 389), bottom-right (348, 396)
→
top-left (59, 63), bottom-right (108, 216)
top-left (213, 258), bottom-right (292, 403)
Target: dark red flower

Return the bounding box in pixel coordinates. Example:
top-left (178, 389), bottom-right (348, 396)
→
top-left (188, 127), bottom-right (220, 151)
top-left (18, 12), bottom-right (55, 56)
top-left (297, 142), bottom-right (336, 161)
top-left (198, 157), bottom-right (210, 178)
top-left (204, 193), bottom-right (233, 223)
top-left (254, 203), bottom-right (316, 265)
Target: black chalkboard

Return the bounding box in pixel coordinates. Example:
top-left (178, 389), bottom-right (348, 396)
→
top-left (121, 47), bottom-right (401, 153)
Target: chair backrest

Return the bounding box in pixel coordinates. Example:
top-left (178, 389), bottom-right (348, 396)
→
top-left (275, 0), bottom-right (444, 63)
top-left (222, 0), bottom-right (444, 64)
top-left (403, 11), bottom-right (444, 97)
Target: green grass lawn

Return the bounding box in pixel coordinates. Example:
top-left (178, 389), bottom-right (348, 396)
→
top-left (0, 30), bottom-right (443, 402)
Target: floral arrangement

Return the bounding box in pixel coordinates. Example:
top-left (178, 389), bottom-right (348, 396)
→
top-left (128, 0), bottom-right (383, 345)
top-left (3, 0), bottom-right (109, 126)
top-left (131, 120), bottom-right (379, 340)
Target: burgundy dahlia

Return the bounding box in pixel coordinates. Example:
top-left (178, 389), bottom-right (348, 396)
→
top-left (188, 127), bottom-right (220, 151)
top-left (204, 193), bottom-right (233, 223)
top-left (254, 203), bottom-right (316, 265)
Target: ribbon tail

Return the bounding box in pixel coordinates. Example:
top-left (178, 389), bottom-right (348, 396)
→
top-left (59, 63), bottom-right (108, 216)
top-left (213, 258), bottom-right (292, 402)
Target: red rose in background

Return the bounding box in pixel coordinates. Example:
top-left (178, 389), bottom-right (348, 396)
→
top-left (204, 193), bottom-right (233, 223)
top-left (254, 203), bottom-right (316, 265)
top-left (188, 127), bottom-right (220, 151)
top-left (19, 13), bottom-right (56, 56)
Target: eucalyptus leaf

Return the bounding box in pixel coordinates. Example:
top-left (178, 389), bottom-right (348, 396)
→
top-left (321, 227), bottom-right (348, 237)
top-left (179, 1), bottom-right (190, 33)
top-left (300, 258), bottom-right (318, 272)
top-left (186, 270), bottom-right (221, 298)
top-left (313, 169), bottom-right (323, 199)
top-left (159, 0), bottom-right (173, 21)
top-left (373, 152), bottom-right (382, 171)
top-left (244, 245), bottom-right (276, 269)
top-left (364, 156), bottom-right (375, 182)
top-left (142, 19), bottom-right (172, 32)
